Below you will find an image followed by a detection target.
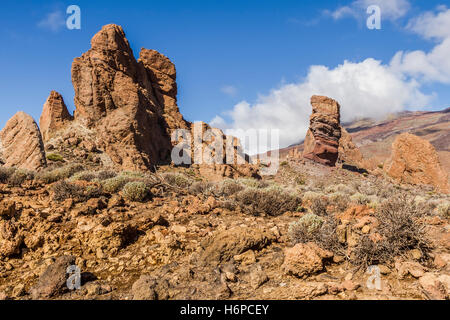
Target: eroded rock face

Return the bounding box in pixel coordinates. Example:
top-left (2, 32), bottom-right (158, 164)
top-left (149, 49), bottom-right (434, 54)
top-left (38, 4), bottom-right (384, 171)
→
top-left (303, 96), bottom-right (341, 166)
top-left (0, 112), bottom-right (47, 170)
top-left (40, 91), bottom-right (73, 142)
top-left (385, 133), bottom-right (449, 193)
top-left (71, 24), bottom-right (176, 170)
top-left (338, 127), bottom-right (364, 166)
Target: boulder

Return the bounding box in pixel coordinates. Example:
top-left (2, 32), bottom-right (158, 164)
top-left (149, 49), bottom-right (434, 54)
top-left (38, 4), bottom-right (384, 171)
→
top-left (303, 96), bottom-right (341, 166)
top-left (385, 133), bottom-right (449, 193)
top-left (30, 255), bottom-right (76, 299)
top-left (39, 91), bottom-right (73, 142)
top-left (0, 112), bottom-right (46, 170)
top-left (282, 242), bottom-right (333, 278)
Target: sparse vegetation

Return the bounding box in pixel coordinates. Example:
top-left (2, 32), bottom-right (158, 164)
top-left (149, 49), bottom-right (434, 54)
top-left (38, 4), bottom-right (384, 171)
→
top-left (236, 186), bottom-right (301, 216)
top-left (102, 175), bottom-right (133, 193)
top-left (122, 181), bottom-right (150, 202)
top-left (289, 213), bottom-right (324, 238)
top-left (0, 167), bottom-right (16, 183)
top-left (36, 164), bottom-right (84, 184)
top-left (161, 173), bottom-right (192, 189)
top-left (46, 153), bottom-right (64, 162)
top-left (8, 169), bottom-right (35, 186)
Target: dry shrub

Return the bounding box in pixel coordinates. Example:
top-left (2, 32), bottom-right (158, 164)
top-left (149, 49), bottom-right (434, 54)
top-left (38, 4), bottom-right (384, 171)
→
top-left (188, 181), bottom-right (215, 196)
top-left (310, 196), bottom-right (330, 216)
top-left (216, 179), bottom-right (244, 196)
top-left (0, 167), bottom-right (17, 183)
top-left (289, 214), bottom-right (345, 256)
top-left (8, 169), bottom-right (35, 186)
top-left (328, 192), bottom-right (350, 213)
top-left (71, 171), bottom-right (97, 182)
top-left (37, 164), bottom-right (84, 184)
top-left (52, 180), bottom-right (86, 202)
top-left (236, 187), bottom-right (301, 216)
top-left (353, 196), bottom-right (432, 268)
top-left (161, 173), bottom-right (192, 189)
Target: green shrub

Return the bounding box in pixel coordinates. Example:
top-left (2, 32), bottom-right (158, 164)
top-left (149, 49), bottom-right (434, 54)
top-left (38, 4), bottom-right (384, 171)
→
top-left (289, 213), bottom-right (324, 239)
top-left (102, 175), bottom-right (132, 193)
top-left (350, 192), bottom-right (370, 205)
top-left (71, 171), bottom-right (97, 182)
top-left (122, 181), bottom-right (150, 202)
top-left (237, 178), bottom-right (268, 189)
top-left (46, 153), bottom-right (64, 162)
top-left (97, 170), bottom-right (117, 181)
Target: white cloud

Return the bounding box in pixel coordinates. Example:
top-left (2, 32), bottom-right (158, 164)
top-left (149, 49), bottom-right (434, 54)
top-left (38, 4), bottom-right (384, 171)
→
top-left (212, 5), bottom-right (450, 153)
top-left (220, 85), bottom-right (238, 97)
top-left (37, 10), bottom-right (66, 32)
top-left (391, 7), bottom-right (450, 83)
top-left (407, 6), bottom-right (450, 40)
top-left (212, 59), bottom-right (431, 153)
top-left (329, 0), bottom-right (411, 21)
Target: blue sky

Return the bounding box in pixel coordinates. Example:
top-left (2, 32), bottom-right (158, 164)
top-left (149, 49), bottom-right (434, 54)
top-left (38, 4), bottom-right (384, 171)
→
top-left (1, 0), bottom-right (449, 149)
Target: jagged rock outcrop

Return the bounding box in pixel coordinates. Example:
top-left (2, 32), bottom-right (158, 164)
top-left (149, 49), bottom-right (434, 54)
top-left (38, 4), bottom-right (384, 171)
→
top-left (0, 112), bottom-right (46, 170)
top-left (338, 127), bottom-right (364, 166)
top-left (39, 91), bottom-right (73, 142)
top-left (303, 96), bottom-right (341, 166)
top-left (71, 24), bottom-right (181, 170)
top-left (67, 24), bottom-right (252, 175)
top-left (385, 133), bottom-right (449, 193)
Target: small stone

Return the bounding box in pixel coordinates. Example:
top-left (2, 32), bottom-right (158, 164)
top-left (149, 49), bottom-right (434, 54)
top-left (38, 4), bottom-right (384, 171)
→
top-left (234, 250), bottom-right (256, 266)
top-left (11, 284), bottom-right (26, 298)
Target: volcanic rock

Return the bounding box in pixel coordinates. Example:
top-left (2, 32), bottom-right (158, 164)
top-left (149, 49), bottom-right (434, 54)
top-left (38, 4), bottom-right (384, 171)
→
top-left (385, 133), bottom-right (449, 193)
top-left (39, 91), bottom-right (73, 142)
top-left (71, 24), bottom-right (176, 170)
top-left (303, 96), bottom-right (342, 166)
top-left (30, 255), bottom-right (76, 299)
top-left (0, 112), bottom-right (47, 170)
top-left (338, 127), bottom-right (364, 166)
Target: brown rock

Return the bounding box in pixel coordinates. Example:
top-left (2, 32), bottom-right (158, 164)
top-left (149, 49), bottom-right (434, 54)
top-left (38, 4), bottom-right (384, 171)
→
top-left (30, 255), bottom-right (76, 299)
top-left (419, 273), bottom-right (448, 300)
top-left (39, 91), bottom-right (73, 142)
top-left (198, 227), bottom-right (276, 266)
top-left (385, 133), bottom-right (449, 193)
top-left (338, 127), bottom-right (364, 166)
top-left (303, 96), bottom-right (341, 166)
top-left (0, 112), bottom-right (46, 170)
top-left (282, 242), bottom-right (333, 278)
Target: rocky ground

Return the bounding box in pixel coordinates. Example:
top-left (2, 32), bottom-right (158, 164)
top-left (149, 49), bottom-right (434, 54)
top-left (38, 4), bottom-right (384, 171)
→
top-left (0, 158), bottom-right (449, 300)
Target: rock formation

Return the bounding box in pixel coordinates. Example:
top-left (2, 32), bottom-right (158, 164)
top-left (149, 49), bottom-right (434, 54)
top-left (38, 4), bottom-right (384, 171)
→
top-left (39, 91), bottom-right (73, 142)
top-left (71, 24), bottom-right (177, 170)
top-left (338, 127), bottom-right (364, 166)
top-left (385, 133), bottom-right (449, 193)
top-left (0, 112), bottom-right (46, 170)
top-left (303, 95), bottom-right (342, 166)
